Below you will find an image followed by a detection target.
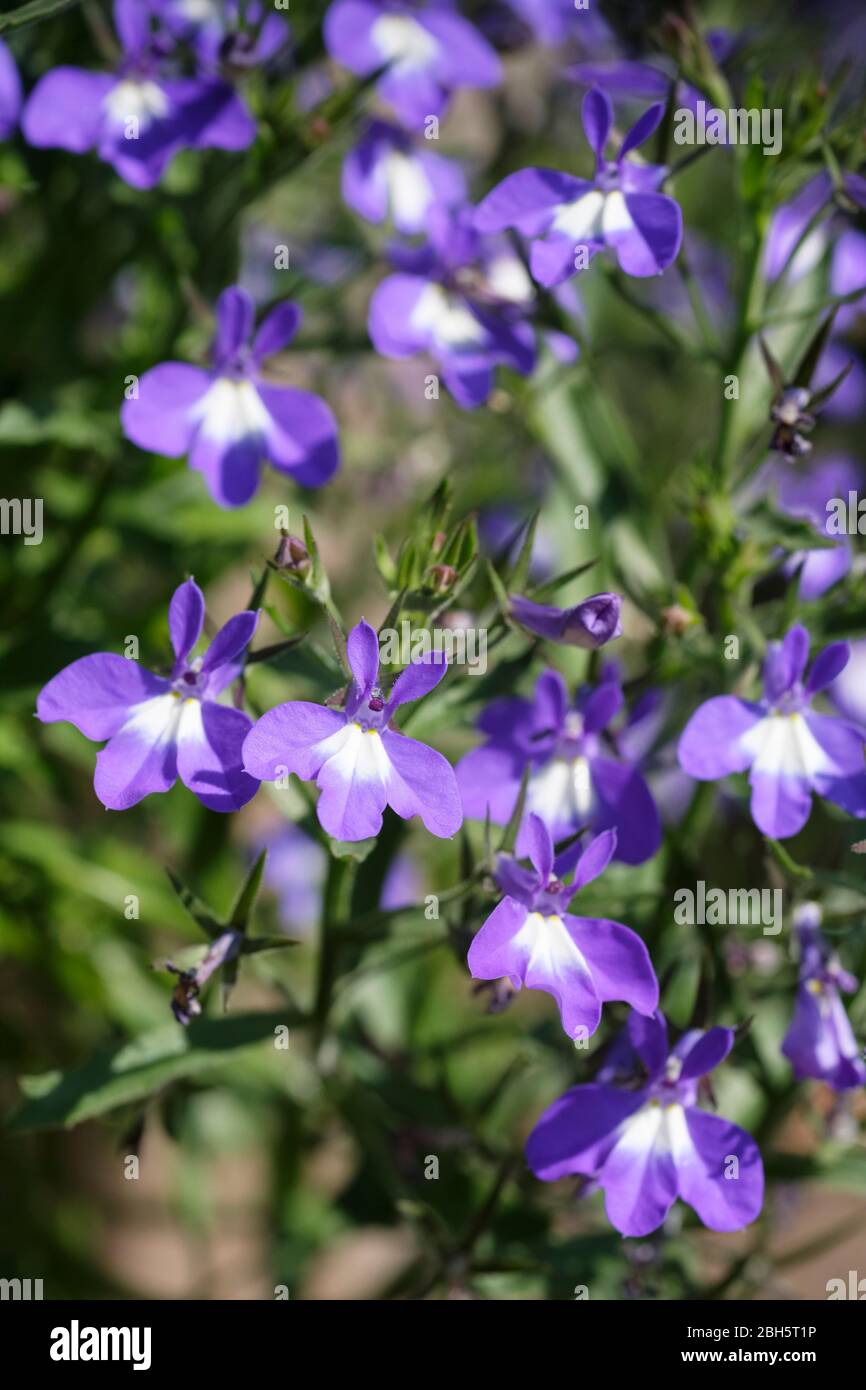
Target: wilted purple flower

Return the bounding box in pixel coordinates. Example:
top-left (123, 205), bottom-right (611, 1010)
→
top-left (368, 205), bottom-right (540, 408)
top-left (474, 88), bottom-right (682, 286)
top-left (0, 39), bottom-right (22, 139)
top-left (457, 668), bottom-right (662, 865)
top-left (469, 814), bottom-right (658, 1038)
top-left (22, 0), bottom-right (256, 188)
top-left (342, 118), bottom-right (466, 235)
top-left (509, 591), bottom-right (622, 649)
top-left (37, 578), bottom-right (260, 812)
top-left (121, 286), bottom-right (339, 508)
top-left (323, 0), bottom-right (501, 129)
top-left (526, 1010), bottom-right (764, 1237)
top-left (167, 927), bottom-right (242, 1025)
top-left (678, 624), bottom-right (866, 840)
top-left (243, 619), bottom-right (462, 842)
top-left (781, 903), bottom-right (866, 1090)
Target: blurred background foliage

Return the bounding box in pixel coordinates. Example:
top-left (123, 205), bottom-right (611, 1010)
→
top-left (1, 0), bottom-right (866, 1299)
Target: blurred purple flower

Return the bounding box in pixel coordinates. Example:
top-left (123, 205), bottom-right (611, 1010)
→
top-left (342, 118), bottom-right (466, 234)
top-left (782, 903), bottom-right (866, 1090)
top-left (368, 205), bottom-right (541, 408)
top-left (0, 39), bottom-right (22, 139)
top-left (323, 0), bottom-right (501, 129)
top-left (22, 0), bottom-right (256, 188)
top-left (457, 668), bottom-right (662, 865)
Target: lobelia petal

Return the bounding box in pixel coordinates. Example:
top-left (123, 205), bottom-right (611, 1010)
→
top-left (484, 906), bottom-right (602, 1037)
top-left (257, 385), bottom-right (340, 489)
top-left (242, 702), bottom-right (348, 782)
top-left (467, 896), bottom-right (530, 984)
top-left (492, 855), bottom-right (539, 905)
top-left (176, 700), bottom-right (259, 813)
top-left (674, 1108), bottom-right (764, 1232)
top-left (441, 362), bottom-right (495, 410)
top-left (565, 916), bottom-right (659, 1015)
top-left (530, 233), bottom-right (585, 287)
top-left (381, 729), bottom-right (463, 838)
top-left (580, 680), bottom-right (623, 733)
top-left (581, 87), bottom-right (613, 161)
top-left (749, 770), bottom-right (813, 838)
top-left (0, 39), bottom-right (22, 138)
top-left (599, 1103), bottom-right (679, 1236)
top-left (384, 650), bottom-right (448, 716)
top-left (324, 1), bottom-right (388, 75)
top-left (474, 168), bottom-right (582, 235)
top-left (524, 812), bottom-right (554, 885)
top-left (121, 363), bottom-right (213, 456)
top-left (368, 274), bottom-right (431, 357)
top-left (377, 68), bottom-right (446, 129)
top-left (420, 8), bottom-right (501, 88)
top-left (37, 653), bottom-right (171, 741)
top-left (22, 68), bottom-right (114, 152)
top-left (614, 192), bottom-right (683, 275)
top-left (806, 641), bottom-right (850, 694)
top-left (677, 1026), bottom-right (734, 1080)
top-left (346, 619), bottom-right (380, 711)
top-left (526, 1082), bottom-right (646, 1181)
top-left (677, 695), bottom-right (763, 778)
top-left (567, 828), bottom-right (618, 890)
top-left (169, 578), bottom-right (205, 663)
top-left (628, 1009), bottom-right (669, 1079)
top-left (201, 610), bottom-right (258, 680)
top-left (590, 756), bottom-right (661, 865)
top-left (455, 742), bottom-right (526, 822)
top-left (252, 302), bottom-right (303, 362)
top-left (316, 723), bottom-right (391, 840)
top-left (188, 429), bottom-right (263, 508)
top-left (619, 101), bottom-right (665, 158)
top-left (93, 692), bottom-right (182, 809)
top-left (213, 286), bottom-right (255, 367)
top-left (802, 712), bottom-right (866, 817)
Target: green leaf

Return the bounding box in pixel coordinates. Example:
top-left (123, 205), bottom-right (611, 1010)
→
top-left (166, 869), bottom-right (223, 939)
top-left (228, 850), bottom-right (267, 931)
top-left (507, 510), bottom-right (539, 592)
top-left (498, 765), bottom-right (531, 855)
top-left (8, 1012), bottom-right (303, 1132)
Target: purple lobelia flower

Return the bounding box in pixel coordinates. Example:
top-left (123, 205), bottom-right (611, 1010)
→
top-left (457, 668), bottom-right (661, 865)
top-left (678, 624), bottom-right (866, 840)
top-left (21, 0), bottom-right (256, 189)
top-left (782, 903), bottom-right (866, 1090)
top-left (469, 814), bottom-right (658, 1039)
top-left (121, 286), bottom-right (339, 508)
top-left (526, 1009), bottom-right (765, 1237)
top-left (323, 0), bottom-right (501, 130)
top-left (368, 205), bottom-right (539, 408)
top-left (774, 455), bottom-right (861, 600)
top-left (508, 591), bottom-right (622, 648)
top-left (342, 118), bottom-right (466, 235)
top-left (474, 88), bottom-right (682, 287)
top-left (507, 0), bottom-right (613, 48)
top-left (0, 39), bottom-right (22, 140)
top-left (242, 619), bottom-right (463, 842)
top-left (154, 0), bottom-right (289, 68)
top-left (36, 578), bottom-right (260, 813)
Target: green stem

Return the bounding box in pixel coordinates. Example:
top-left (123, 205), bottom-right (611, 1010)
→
top-left (312, 854), bottom-right (354, 1050)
